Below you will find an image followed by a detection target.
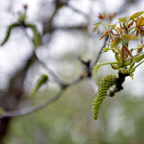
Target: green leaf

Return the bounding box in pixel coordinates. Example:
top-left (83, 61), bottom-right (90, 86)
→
top-left (140, 20), bottom-right (144, 26)
top-left (94, 22), bottom-right (101, 26)
top-left (93, 60), bottom-right (101, 74)
top-left (122, 34), bottom-right (138, 40)
top-left (104, 23), bottom-right (116, 28)
top-left (129, 11), bottom-right (144, 20)
top-left (1, 23), bottom-right (21, 46)
top-left (102, 47), bottom-right (110, 52)
top-left (119, 17), bottom-right (127, 22)
top-left (26, 23), bottom-right (40, 49)
top-left (30, 74), bottom-right (48, 97)
top-left (111, 37), bottom-right (121, 48)
top-left (93, 22), bottom-right (101, 32)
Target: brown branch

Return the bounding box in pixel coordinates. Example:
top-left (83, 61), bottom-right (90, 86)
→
top-left (43, 0), bottom-right (67, 35)
top-left (0, 72), bottom-right (84, 118)
top-left (0, 90), bottom-right (64, 118)
top-left (0, 52), bottom-right (35, 142)
top-left (107, 71), bottom-right (129, 97)
top-left (0, 58), bottom-right (92, 118)
top-left (33, 53), bottom-right (65, 85)
top-left (68, 5), bottom-right (88, 18)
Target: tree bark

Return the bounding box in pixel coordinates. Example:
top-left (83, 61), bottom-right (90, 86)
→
top-left (0, 52), bottom-right (35, 143)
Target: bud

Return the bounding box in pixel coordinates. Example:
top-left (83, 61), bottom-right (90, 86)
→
top-left (109, 13), bottom-right (115, 21)
top-left (23, 4), bottom-right (28, 10)
top-left (111, 64), bottom-right (120, 70)
top-left (98, 13), bottom-right (106, 19)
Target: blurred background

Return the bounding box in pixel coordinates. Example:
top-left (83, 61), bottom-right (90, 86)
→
top-left (0, 0), bottom-right (144, 144)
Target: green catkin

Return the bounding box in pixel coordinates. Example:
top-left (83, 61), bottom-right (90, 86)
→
top-left (92, 74), bottom-right (117, 120)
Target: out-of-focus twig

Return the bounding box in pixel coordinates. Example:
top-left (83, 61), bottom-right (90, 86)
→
top-left (0, 56), bottom-right (95, 118)
top-left (87, 78), bottom-right (98, 94)
top-left (0, 90), bottom-right (64, 118)
top-left (0, 52), bottom-right (35, 142)
top-left (34, 53), bottom-right (66, 85)
top-left (0, 68), bottom-right (85, 118)
top-left (68, 5), bottom-right (88, 18)
top-left (91, 36), bottom-right (108, 68)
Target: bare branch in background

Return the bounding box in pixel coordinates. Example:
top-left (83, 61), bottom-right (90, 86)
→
top-left (87, 78), bottom-right (98, 94)
top-left (34, 53), bottom-right (66, 85)
top-left (68, 5), bottom-right (89, 18)
top-left (0, 52), bottom-right (35, 141)
top-left (0, 90), bottom-right (64, 118)
top-left (91, 36), bottom-right (108, 68)
top-left (0, 69), bottom-right (85, 118)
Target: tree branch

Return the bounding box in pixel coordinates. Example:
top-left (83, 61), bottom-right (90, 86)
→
top-left (0, 90), bottom-right (64, 118)
top-left (91, 36), bottom-right (108, 68)
top-left (87, 78), bottom-right (98, 94)
top-left (107, 71), bottom-right (129, 97)
top-left (0, 71), bottom-right (85, 118)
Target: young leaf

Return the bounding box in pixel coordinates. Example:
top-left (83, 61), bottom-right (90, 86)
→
top-left (92, 25), bottom-right (98, 32)
top-left (121, 46), bottom-right (125, 63)
top-left (122, 34), bottom-right (138, 40)
top-left (102, 47), bottom-right (110, 52)
top-left (1, 23), bottom-right (21, 46)
top-left (140, 20), bottom-right (144, 26)
top-left (124, 46), bottom-right (134, 58)
top-left (109, 13), bottom-right (115, 21)
top-left (128, 20), bottom-right (134, 28)
top-left (98, 13), bottom-right (106, 19)
top-left (129, 11), bottom-right (144, 20)
top-left (136, 16), bottom-right (143, 27)
top-left (116, 27), bottom-right (122, 33)
top-left (30, 74), bottom-right (48, 97)
top-left (93, 60), bottom-right (101, 74)
top-left (99, 31), bottom-right (109, 40)
top-left (94, 22), bottom-right (101, 26)
top-left (119, 17), bottom-right (127, 22)
top-left (26, 23), bottom-right (40, 49)
top-left (123, 23), bottom-right (128, 33)
top-left (111, 37), bottom-right (120, 48)
top-left (105, 23), bottom-right (116, 28)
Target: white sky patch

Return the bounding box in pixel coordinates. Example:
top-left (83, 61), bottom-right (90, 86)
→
top-left (45, 30), bottom-right (86, 58)
top-left (53, 6), bottom-right (87, 27)
top-left (103, 0), bottom-right (125, 12)
top-left (69, 0), bottom-right (90, 14)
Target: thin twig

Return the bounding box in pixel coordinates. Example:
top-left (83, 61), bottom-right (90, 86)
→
top-left (68, 5), bottom-right (88, 18)
top-left (0, 70), bottom-right (85, 118)
top-left (91, 36), bottom-right (108, 69)
top-left (0, 90), bottom-right (64, 118)
top-left (34, 53), bottom-right (65, 84)
top-left (87, 78), bottom-right (98, 94)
